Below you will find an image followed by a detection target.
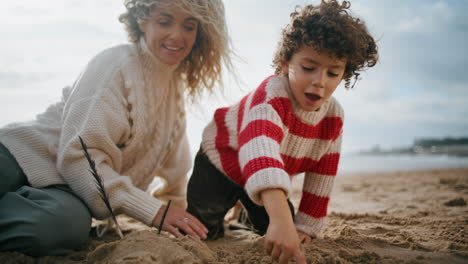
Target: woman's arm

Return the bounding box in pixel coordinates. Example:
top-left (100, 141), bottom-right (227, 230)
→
top-left (152, 132), bottom-right (192, 209)
top-left (56, 51), bottom-right (163, 226)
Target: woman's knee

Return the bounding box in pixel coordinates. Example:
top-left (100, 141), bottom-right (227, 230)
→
top-left (28, 201), bottom-right (91, 256)
top-left (12, 187), bottom-right (92, 256)
top-left (0, 146), bottom-right (27, 195)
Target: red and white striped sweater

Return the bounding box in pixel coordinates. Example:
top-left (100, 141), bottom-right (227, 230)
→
top-left (201, 75), bottom-right (343, 237)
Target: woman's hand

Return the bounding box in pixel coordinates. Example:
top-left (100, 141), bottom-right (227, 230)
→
top-left (298, 231), bottom-right (312, 244)
top-left (152, 204), bottom-right (208, 239)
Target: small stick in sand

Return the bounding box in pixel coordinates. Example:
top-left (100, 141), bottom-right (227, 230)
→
top-left (78, 136), bottom-right (124, 239)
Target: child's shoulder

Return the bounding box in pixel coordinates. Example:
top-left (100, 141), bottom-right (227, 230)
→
top-left (262, 75), bottom-right (290, 100)
top-left (327, 96), bottom-right (345, 119)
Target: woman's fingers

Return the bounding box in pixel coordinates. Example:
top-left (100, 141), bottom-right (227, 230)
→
top-left (185, 216), bottom-right (208, 238)
top-left (163, 207), bottom-right (208, 239)
top-left (187, 214), bottom-right (208, 233)
top-left (176, 218), bottom-right (202, 239)
top-left (175, 214), bottom-right (208, 239)
top-left (165, 225), bottom-right (184, 238)
top-left (153, 205), bottom-right (209, 239)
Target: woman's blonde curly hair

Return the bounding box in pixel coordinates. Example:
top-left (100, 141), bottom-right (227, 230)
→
top-left (119, 0), bottom-right (233, 99)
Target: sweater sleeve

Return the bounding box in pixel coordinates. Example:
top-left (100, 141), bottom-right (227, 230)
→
top-left (56, 55), bottom-right (163, 226)
top-left (295, 133), bottom-right (342, 237)
top-left (151, 131), bottom-right (192, 209)
top-left (239, 101), bottom-right (291, 206)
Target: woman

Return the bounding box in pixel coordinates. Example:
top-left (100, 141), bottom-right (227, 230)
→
top-left (0, 0), bottom-right (232, 256)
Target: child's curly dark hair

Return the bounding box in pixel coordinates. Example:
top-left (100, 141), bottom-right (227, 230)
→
top-left (273, 0), bottom-right (378, 88)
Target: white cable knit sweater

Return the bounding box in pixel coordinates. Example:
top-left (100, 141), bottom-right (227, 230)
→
top-left (0, 38), bottom-right (191, 226)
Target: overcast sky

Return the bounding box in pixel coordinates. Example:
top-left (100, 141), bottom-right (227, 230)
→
top-left (1, 0), bottom-right (467, 154)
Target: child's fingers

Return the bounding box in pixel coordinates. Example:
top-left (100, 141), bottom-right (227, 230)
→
top-left (278, 250), bottom-right (293, 264)
top-left (270, 245), bottom-right (281, 261)
top-left (303, 236), bottom-right (312, 244)
top-left (265, 239), bottom-right (273, 255)
top-left (294, 249), bottom-right (307, 264)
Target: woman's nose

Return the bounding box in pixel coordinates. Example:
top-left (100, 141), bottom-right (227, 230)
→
top-left (168, 25), bottom-right (184, 41)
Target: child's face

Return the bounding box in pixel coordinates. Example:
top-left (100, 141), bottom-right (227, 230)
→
top-left (139, 6), bottom-right (198, 65)
top-left (283, 45), bottom-right (346, 112)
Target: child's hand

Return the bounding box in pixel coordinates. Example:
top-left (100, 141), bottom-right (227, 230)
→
top-left (265, 220), bottom-right (306, 264)
top-left (260, 189), bottom-right (307, 264)
top-left (298, 231), bottom-right (312, 244)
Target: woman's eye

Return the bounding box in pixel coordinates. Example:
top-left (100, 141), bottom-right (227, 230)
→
top-left (184, 25), bottom-right (195, 31)
top-left (184, 23), bottom-right (197, 31)
top-left (158, 21), bottom-right (170, 27)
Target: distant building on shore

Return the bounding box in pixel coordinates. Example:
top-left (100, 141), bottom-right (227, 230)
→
top-left (360, 137), bottom-right (468, 157)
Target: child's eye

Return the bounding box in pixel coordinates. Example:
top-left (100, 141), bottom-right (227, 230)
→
top-left (328, 72), bottom-right (339, 77)
top-left (302, 66), bottom-right (315, 72)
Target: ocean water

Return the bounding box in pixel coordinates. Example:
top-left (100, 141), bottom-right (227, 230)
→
top-left (338, 153), bottom-right (468, 174)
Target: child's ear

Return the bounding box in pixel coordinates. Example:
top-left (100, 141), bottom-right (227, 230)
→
top-left (281, 61), bottom-right (289, 75)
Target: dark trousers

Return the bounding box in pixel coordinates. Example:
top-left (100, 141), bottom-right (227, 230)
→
top-left (0, 143), bottom-right (91, 256)
top-left (187, 149), bottom-right (294, 239)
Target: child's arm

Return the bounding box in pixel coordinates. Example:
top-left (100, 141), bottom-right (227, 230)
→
top-left (295, 135), bottom-right (342, 238)
top-left (238, 77), bottom-right (292, 205)
top-left (261, 188), bottom-right (306, 264)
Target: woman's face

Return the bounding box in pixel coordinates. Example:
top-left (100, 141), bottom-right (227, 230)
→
top-left (139, 7), bottom-right (198, 65)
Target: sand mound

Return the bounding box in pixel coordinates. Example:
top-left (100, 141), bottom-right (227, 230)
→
top-left (88, 231), bottom-right (215, 264)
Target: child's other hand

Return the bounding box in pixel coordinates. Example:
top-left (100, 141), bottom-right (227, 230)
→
top-left (298, 231), bottom-right (312, 244)
top-left (224, 200), bottom-right (242, 222)
top-left (265, 220), bottom-right (306, 264)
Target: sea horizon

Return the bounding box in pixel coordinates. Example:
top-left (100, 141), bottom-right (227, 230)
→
top-left (339, 152), bottom-right (468, 174)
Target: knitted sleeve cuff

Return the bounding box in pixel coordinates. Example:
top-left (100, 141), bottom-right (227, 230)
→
top-left (120, 186), bottom-right (164, 226)
top-left (244, 167), bottom-right (291, 205)
top-left (98, 165), bottom-right (164, 227)
top-left (294, 211), bottom-right (327, 238)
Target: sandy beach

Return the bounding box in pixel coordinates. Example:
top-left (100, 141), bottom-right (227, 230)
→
top-left (1, 168), bottom-right (467, 264)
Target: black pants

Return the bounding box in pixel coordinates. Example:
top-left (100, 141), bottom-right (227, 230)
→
top-left (187, 149), bottom-right (294, 239)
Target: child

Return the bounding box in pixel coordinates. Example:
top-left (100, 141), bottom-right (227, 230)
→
top-left (0, 0), bottom-right (231, 256)
top-left (187, 0), bottom-right (378, 263)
